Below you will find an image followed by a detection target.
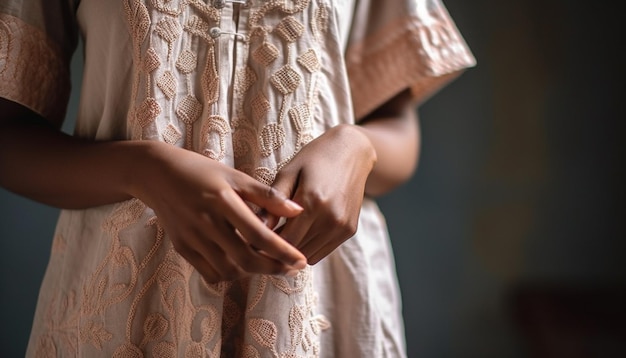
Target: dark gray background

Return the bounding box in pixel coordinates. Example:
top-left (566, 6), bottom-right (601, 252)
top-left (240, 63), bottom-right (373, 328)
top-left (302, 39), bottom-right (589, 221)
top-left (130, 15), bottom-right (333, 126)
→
top-left (1, 0), bottom-right (624, 356)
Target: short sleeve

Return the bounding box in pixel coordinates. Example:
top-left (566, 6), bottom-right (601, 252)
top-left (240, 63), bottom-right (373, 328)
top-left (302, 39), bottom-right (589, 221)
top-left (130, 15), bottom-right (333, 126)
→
top-left (0, 0), bottom-right (78, 126)
top-left (345, 0), bottom-right (476, 119)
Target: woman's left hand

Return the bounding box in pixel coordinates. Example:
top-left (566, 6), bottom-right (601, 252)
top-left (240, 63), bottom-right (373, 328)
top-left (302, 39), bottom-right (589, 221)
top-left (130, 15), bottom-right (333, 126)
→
top-left (270, 124), bottom-right (377, 264)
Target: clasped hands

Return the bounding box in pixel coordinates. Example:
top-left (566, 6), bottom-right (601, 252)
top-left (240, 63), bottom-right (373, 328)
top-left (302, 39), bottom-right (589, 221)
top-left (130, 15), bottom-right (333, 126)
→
top-left (137, 124), bottom-right (376, 283)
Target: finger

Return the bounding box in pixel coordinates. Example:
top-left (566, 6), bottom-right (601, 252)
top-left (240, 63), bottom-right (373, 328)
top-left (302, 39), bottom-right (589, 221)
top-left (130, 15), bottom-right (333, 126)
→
top-left (275, 187), bottom-right (316, 247)
top-left (211, 220), bottom-right (293, 275)
top-left (303, 218), bottom-right (359, 264)
top-left (187, 229), bottom-right (246, 281)
top-left (174, 241), bottom-right (225, 283)
top-left (188, 252), bottom-right (224, 283)
top-left (299, 237), bottom-right (337, 265)
top-left (276, 211), bottom-right (316, 247)
top-left (308, 250), bottom-right (331, 265)
top-left (219, 189), bottom-right (307, 268)
top-left (256, 210), bottom-right (280, 230)
top-left (271, 168), bottom-right (298, 200)
top-left (233, 173), bottom-right (303, 219)
top-left (295, 233), bottom-right (322, 259)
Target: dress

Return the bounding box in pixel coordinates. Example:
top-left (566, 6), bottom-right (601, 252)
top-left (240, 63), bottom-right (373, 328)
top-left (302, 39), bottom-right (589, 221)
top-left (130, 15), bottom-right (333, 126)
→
top-left (0, 0), bottom-right (474, 356)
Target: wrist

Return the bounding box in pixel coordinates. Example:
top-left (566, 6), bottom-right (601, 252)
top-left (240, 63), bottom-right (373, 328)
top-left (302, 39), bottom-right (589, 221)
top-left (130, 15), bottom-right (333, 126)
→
top-left (333, 124), bottom-right (378, 170)
top-left (123, 140), bottom-right (169, 201)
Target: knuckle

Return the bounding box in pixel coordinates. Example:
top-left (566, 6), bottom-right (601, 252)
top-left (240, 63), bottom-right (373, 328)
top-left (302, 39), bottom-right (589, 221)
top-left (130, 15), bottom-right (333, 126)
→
top-left (265, 186), bottom-right (279, 200)
top-left (346, 220), bottom-right (358, 237)
top-left (345, 225), bottom-right (357, 240)
top-left (329, 214), bottom-right (346, 228)
top-left (300, 195), bottom-right (318, 210)
top-left (345, 222), bottom-right (358, 238)
top-left (305, 190), bottom-right (330, 208)
top-left (214, 187), bottom-right (232, 203)
top-left (331, 215), bottom-right (357, 238)
top-left (200, 212), bottom-right (215, 226)
top-left (266, 186), bottom-right (287, 202)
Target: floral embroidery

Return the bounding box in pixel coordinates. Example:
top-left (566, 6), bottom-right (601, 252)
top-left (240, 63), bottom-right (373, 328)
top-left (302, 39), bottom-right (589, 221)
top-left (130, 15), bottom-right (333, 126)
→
top-left (29, 2), bottom-right (330, 355)
top-left (21, 0), bottom-right (475, 355)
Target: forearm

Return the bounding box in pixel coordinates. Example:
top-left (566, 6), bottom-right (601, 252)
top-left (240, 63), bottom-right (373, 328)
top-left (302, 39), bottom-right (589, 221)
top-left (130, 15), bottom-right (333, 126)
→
top-left (0, 100), bottom-right (311, 279)
top-left (356, 92), bottom-right (421, 197)
top-left (0, 108), bottom-right (153, 209)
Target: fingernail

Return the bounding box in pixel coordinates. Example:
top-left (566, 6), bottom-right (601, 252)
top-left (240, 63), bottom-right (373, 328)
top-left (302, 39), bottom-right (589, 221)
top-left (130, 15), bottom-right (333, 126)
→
top-left (285, 199), bottom-right (303, 211)
top-left (286, 269), bottom-right (300, 277)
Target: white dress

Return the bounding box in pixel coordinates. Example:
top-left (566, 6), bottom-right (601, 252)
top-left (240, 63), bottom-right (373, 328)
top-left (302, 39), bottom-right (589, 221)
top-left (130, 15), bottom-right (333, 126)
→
top-left (0, 0), bottom-right (474, 356)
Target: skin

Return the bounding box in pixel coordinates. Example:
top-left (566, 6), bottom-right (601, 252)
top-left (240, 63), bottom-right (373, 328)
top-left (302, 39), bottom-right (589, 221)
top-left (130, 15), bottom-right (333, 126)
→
top-left (270, 90), bottom-right (420, 264)
top-left (0, 89), bottom-right (419, 281)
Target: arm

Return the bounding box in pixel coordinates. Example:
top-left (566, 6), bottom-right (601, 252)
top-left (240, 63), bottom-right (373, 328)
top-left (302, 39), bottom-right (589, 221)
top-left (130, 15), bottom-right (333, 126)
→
top-left (0, 98), bottom-right (307, 281)
top-left (271, 90), bottom-right (420, 263)
top-left (357, 89), bottom-right (420, 197)
top-left (0, 98), bottom-right (146, 208)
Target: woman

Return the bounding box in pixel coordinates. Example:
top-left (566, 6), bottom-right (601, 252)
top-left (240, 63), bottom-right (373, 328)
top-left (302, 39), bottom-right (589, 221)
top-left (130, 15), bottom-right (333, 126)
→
top-left (0, 0), bottom-right (474, 356)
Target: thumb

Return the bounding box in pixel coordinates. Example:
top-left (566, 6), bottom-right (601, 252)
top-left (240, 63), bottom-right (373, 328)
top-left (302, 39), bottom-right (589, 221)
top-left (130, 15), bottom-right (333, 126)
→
top-left (234, 172), bottom-right (302, 219)
top-left (271, 168), bottom-right (298, 201)
top-left (266, 169), bottom-right (301, 230)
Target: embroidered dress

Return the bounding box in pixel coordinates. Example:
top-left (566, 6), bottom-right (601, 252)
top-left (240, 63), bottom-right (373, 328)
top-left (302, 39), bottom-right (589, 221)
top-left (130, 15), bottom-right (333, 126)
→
top-left (0, 0), bottom-right (474, 356)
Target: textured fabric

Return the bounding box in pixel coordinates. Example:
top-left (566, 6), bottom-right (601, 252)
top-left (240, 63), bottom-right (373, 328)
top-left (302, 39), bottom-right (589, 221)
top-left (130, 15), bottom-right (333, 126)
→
top-left (0, 0), bottom-right (78, 126)
top-left (0, 0), bottom-right (474, 356)
top-left (346, 0), bottom-right (476, 118)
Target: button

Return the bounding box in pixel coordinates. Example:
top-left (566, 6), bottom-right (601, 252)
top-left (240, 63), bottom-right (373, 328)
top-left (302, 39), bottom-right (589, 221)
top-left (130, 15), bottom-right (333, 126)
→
top-left (212, 0), bottom-right (249, 8)
top-left (209, 27), bottom-right (246, 40)
top-left (209, 27), bottom-right (222, 38)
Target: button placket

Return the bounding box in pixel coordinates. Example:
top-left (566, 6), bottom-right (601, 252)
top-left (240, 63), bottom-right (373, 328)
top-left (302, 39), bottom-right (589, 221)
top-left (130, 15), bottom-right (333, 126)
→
top-left (210, 0), bottom-right (250, 121)
top-left (210, 0), bottom-right (248, 40)
top-left (211, 0), bottom-right (252, 129)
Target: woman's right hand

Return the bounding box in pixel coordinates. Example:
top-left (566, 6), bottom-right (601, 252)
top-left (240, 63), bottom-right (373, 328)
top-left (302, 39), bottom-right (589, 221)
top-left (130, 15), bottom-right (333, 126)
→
top-left (131, 142), bottom-right (307, 283)
top-left (0, 99), bottom-right (305, 283)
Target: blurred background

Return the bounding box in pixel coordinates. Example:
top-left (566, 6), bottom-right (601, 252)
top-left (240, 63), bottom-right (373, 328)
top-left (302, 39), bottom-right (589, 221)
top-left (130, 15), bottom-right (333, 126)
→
top-left (1, 0), bottom-right (624, 356)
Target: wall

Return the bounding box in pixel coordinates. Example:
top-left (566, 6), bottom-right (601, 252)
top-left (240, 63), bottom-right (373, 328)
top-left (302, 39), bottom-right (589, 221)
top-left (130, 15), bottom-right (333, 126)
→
top-left (377, 0), bottom-right (625, 356)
